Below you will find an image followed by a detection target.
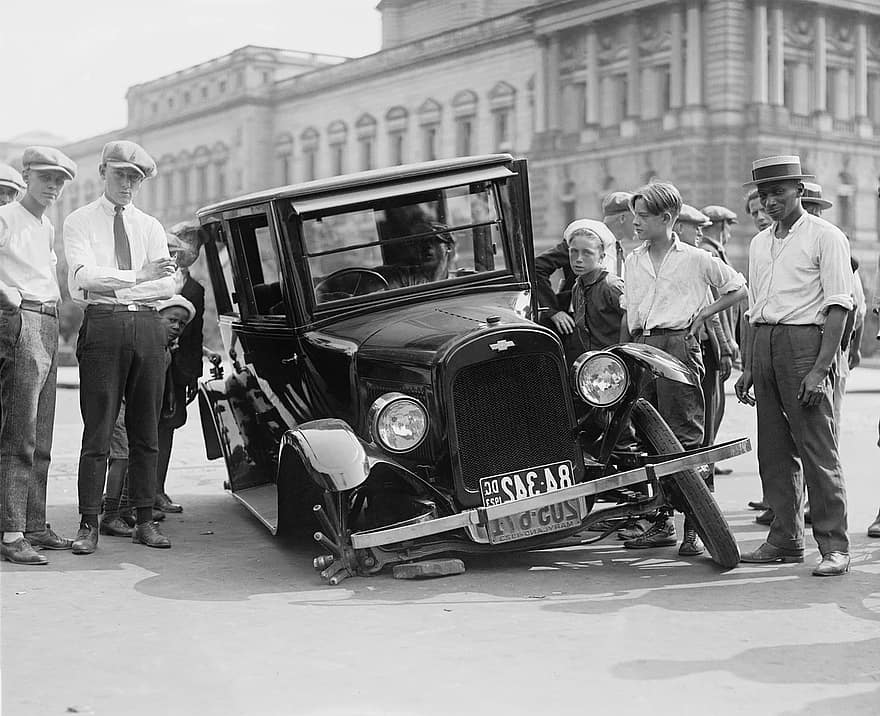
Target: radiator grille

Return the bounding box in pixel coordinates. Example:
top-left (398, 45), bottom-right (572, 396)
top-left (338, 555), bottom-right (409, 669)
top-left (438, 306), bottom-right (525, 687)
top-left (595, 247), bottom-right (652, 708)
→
top-left (451, 353), bottom-right (577, 492)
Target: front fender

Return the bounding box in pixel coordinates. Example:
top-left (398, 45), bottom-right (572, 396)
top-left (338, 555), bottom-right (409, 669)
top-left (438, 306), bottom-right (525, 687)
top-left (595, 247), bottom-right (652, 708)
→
top-left (611, 342), bottom-right (699, 388)
top-left (281, 418), bottom-right (408, 492)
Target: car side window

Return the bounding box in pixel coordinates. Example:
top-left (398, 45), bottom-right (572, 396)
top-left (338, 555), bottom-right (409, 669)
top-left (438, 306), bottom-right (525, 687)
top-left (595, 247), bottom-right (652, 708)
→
top-left (202, 221), bottom-right (240, 317)
top-left (228, 212), bottom-right (285, 317)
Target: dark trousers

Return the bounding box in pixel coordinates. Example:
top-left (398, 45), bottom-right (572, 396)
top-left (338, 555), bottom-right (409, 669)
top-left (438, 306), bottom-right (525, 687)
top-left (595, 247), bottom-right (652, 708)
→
top-left (157, 422), bottom-right (175, 495)
top-left (75, 309), bottom-right (166, 514)
top-left (751, 324), bottom-right (848, 555)
top-left (635, 331), bottom-right (705, 450)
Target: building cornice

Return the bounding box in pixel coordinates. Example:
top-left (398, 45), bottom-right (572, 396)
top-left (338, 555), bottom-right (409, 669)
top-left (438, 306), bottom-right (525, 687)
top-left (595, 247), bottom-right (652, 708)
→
top-left (129, 95), bottom-right (275, 134)
top-left (272, 11), bottom-right (533, 104)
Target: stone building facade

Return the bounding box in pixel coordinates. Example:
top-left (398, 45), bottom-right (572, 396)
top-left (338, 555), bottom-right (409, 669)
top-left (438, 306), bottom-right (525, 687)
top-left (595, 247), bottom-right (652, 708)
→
top-left (18, 0), bottom-right (880, 313)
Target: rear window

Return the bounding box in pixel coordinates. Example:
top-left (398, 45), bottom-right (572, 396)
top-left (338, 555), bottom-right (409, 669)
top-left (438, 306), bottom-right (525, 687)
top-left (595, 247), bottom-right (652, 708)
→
top-left (297, 181), bottom-right (509, 305)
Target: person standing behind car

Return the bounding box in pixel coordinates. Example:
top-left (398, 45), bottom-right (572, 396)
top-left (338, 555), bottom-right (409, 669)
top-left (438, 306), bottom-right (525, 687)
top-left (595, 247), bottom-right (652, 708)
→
top-left (155, 224), bottom-right (221, 514)
top-left (0, 147), bottom-right (77, 565)
top-left (619, 182), bottom-right (747, 556)
top-left (0, 163), bottom-right (25, 206)
top-left (64, 140), bottom-right (183, 555)
top-left (735, 155), bottom-right (852, 577)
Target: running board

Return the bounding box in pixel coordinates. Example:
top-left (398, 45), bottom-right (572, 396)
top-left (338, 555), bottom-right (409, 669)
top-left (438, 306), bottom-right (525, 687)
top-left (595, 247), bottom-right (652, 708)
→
top-left (231, 484), bottom-right (279, 535)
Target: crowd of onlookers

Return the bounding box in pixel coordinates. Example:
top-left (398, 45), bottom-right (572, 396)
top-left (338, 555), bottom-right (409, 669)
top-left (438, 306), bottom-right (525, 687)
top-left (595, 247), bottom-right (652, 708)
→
top-left (1, 145), bottom-right (878, 578)
top-left (0, 141), bottom-right (217, 566)
top-left (534, 155), bottom-right (879, 576)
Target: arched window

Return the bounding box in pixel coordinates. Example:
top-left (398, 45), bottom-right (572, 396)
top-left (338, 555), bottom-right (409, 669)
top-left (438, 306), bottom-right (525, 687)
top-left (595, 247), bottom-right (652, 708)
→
top-left (418, 99), bottom-right (442, 161)
top-left (452, 90), bottom-right (478, 155)
top-left (355, 114), bottom-right (377, 171)
top-left (275, 133), bottom-right (294, 185)
top-left (488, 82), bottom-right (516, 151)
top-left (327, 121), bottom-right (348, 175)
top-left (300, 127), bottom-right (320, 181)
top-left (386, 106), bottom-right (409, 165)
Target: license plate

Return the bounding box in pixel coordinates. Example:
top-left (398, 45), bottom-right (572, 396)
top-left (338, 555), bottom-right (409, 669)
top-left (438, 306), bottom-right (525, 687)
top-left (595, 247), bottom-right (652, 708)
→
top-left (479, 460), bottom-right (581, 544)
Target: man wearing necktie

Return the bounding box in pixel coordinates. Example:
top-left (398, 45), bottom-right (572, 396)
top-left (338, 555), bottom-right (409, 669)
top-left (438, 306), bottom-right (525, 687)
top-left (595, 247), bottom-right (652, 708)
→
top-left (64, 140), bottom-right (183, 554)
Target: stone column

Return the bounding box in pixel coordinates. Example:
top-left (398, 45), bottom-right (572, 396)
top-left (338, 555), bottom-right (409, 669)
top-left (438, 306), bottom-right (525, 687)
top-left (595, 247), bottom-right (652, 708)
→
top-left (627, 15), bottom-right (641, 117)
top-left (684, 0), bottom-right (703, 106)
top-left (585, 25), bottom-right (599, 125)
top-left (534, 37), bottom-right (548, 133)
top-left (814, 10), bottom-right (827, 113)
top-left (769, 3), bottom-right (784, 106)
top-left (752, 0), bottom-right (768, 104)
top-left (669, 3), bottom-right (683, 109)
top-left (855, 17), bottom-right (868, 118)
top-left (547, 33), bottom-right (561, 131)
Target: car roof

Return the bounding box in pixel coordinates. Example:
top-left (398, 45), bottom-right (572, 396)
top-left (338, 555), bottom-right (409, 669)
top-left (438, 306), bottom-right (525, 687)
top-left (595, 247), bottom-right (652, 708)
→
top-left (197, 153), bottom-right (514, 217)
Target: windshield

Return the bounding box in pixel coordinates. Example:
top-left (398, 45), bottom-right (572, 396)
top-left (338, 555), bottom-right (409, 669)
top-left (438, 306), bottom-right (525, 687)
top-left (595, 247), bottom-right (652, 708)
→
top-left (299, 181), bottom-right (509, 305)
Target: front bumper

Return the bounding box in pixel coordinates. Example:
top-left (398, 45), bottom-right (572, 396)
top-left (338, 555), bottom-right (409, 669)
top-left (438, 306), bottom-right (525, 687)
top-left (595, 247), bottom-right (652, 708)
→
top-left (350, 437), bottom-right (750, 549)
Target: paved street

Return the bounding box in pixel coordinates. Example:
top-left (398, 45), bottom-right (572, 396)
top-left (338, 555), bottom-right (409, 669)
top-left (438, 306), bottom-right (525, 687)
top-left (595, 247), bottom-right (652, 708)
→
top-left (3, 371), bottom-right (880, 716)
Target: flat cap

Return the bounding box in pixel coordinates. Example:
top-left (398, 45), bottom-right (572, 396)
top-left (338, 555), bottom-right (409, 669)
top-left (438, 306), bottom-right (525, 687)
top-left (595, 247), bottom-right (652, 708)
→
top-left (677, 204), bottom-right (712, 226)
top-left (701, 205), bottom-right (738, 224)
top-left (101, 140), bottom-right (156, 179)
top-left (21, 146), bottom-right (77, 181)
top-left (601, 191), bottom-right (634, 216)
top-left (0, 162), bottom-right (25, 192)
top-left (155, 294), bottom-right (196, 324)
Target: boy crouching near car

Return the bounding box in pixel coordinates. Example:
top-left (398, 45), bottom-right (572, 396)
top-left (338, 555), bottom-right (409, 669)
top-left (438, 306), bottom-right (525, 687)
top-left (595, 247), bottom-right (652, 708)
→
top-left (567, 220), bottom-right (625, 354)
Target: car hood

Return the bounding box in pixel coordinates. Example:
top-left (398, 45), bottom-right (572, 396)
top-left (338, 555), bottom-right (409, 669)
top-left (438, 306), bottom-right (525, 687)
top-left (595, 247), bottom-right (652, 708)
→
top-left (308, 291), bottom-right (532, 366)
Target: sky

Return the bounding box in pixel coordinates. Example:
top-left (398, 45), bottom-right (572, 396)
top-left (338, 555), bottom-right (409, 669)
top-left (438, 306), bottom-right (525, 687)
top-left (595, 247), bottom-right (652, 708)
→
top-left (1, 0), bottom-right (382, 143)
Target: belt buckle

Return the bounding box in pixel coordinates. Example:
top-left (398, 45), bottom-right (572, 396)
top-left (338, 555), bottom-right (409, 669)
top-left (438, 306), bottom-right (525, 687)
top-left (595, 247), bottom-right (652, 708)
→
top-left (643, 329), bottom-right (652, 337)
top-left (126, 304), bottom-right (139, 312)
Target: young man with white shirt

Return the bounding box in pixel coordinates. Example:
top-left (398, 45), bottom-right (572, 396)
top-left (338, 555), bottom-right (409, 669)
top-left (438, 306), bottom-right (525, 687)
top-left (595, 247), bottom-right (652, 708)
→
top-left (735, 156), bottom-right (853, 577)
top-left (0, 147), bottom-right (76, 564)
top-left (619, 182), bottom-right (747, 554)
top-left (64, 140), bottom-right (182, 554)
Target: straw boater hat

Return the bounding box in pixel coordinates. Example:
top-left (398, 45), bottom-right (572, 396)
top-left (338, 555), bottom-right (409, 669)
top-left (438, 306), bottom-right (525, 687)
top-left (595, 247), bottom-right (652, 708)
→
top-left (744, 155), bottom-right (814, 187)
top-left (800, 181), bottom-right (832, 210)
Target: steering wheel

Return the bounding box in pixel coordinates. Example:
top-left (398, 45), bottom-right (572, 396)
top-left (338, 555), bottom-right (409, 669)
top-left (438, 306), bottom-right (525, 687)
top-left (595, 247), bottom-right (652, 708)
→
top-left (315, 268), bottom-right (389, 301)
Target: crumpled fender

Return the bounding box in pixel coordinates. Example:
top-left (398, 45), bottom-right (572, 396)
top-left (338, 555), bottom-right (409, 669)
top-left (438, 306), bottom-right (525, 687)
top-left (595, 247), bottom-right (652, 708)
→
top-left (610, 342), bottom-right (699, 388)
top-left (280, 418), bottom-right (400, 492)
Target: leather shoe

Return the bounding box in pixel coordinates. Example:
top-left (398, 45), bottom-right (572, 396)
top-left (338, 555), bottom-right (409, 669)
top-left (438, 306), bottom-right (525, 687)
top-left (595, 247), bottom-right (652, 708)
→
top-left (71, 525), bottom-right (99, 555)
top-left (100, 516), bottom-right (133, 537)
top-left (867, 511), bottom-right (880, 538)
top-left (755, 508), bottom-right (774, 526)
top-left (1, 537), bottom-right (48, 565)
top-left (132, 521), bottom-right (171, 548)
top-left (24, 524), bottom-right (73, 550)
top-left (152, 508), bottom-right (167, 522)
top-left (678, 528), bottom-right (704, 556)
top-left (154, 492), bottom-right (183, 513)
top-left (748, 500), bottom-right (769, 511)
top-left (740, 542), bottom-right (804, 564)
top-left (714, 466), bottom-right (733, 475)
top-left (812, 551), bottom-right (850, 577)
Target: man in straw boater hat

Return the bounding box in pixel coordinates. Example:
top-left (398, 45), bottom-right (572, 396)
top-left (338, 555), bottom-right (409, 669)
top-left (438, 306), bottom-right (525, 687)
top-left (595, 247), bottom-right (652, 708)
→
top-left (0, 163), bottom-right (26, 207)
top-left (735, 156), bottom-right (853, 576)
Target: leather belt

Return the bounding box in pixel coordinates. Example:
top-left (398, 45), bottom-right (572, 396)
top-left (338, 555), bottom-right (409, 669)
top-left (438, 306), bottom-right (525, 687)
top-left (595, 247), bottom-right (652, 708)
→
top-left (85, 303), bottom-right (156, 314)
top-left (634, 327), bottom-right (688, 337)
top-left (19, 299), bottom-right (58, 317)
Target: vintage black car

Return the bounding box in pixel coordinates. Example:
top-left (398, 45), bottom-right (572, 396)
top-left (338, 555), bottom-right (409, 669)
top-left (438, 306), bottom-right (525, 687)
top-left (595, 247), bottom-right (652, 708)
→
top-left (195, 154), bottom-right (749, 584)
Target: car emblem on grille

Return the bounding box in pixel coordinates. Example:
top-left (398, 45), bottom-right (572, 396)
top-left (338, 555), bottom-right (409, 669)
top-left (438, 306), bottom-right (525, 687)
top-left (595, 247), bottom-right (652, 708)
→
top-left (489, 339), bottom-right (516, 352)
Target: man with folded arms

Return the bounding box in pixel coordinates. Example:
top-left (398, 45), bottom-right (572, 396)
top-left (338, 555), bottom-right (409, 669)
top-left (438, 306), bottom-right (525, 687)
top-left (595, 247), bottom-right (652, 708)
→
top-left (735, 156), bottom-right (852, 576)
top-left (1, 147), bottom-right (76, 564)
top-left (64, 140), bottom-right (182, 554)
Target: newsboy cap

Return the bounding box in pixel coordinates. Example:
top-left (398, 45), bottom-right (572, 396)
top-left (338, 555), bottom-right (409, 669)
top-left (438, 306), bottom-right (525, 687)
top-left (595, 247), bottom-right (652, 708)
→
top-left (701, 205), bottom-right (738, 224)
top-left (21, 146), bottom-right (77, 181)
top-left (744, 155), bottom-right (814, 187)
top-left (101, 140), bottom-right (157, 179)
top-left (0, 162), bottom-right (25, 193)
top-left (155, 294), bottom-right (196, 325)
top-left (601, 191), bottom-right (634, 217)
top-left (677, 204), bottom-right (711, 226)
top-left (800, 181), bottom-right (833, 210)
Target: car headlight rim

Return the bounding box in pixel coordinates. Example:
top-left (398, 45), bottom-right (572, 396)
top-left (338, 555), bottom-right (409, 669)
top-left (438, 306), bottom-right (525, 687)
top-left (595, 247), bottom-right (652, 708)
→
top-left (572, 351), bottom-right (629, 407)
top-left (368, 392), bottom-right (429, 454)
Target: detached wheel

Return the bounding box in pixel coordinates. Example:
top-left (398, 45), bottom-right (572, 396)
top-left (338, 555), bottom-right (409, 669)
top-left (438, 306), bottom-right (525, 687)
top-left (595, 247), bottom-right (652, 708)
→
top-left (630, 399), bottom-right (740, 568)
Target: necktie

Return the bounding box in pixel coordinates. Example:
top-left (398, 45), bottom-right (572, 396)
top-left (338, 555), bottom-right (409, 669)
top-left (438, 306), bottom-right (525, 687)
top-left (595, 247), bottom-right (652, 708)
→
top-left (114, 205), bottom-right (132, 270)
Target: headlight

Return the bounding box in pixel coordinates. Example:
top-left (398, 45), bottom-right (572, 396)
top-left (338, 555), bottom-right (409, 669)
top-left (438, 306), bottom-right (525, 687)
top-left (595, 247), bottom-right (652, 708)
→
top-left (368, 392), bottom-right (429, 453)
top-left (572, 352), bottom-right (629, 407)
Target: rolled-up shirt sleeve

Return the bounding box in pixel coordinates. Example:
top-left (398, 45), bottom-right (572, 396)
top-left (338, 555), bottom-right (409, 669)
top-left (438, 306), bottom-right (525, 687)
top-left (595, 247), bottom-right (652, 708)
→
top-left (702, 252), bottom-right (746, 295)
top-left (818, 227), bottom-right (854, 314)
top-left (64, 212), bottom-right (137, 294)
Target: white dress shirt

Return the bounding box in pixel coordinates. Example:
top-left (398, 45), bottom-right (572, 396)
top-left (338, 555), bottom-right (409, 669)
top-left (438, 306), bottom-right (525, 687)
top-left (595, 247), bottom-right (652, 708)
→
top-left (747, 213), bottom-right (853, 326)
top-left (0, 202), bottom-right (61, 306)
top-left (622, 234), bottom-right (745, 334)
top-left (64, 194), bottom-right (180, 305)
